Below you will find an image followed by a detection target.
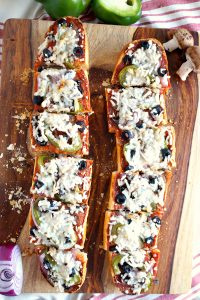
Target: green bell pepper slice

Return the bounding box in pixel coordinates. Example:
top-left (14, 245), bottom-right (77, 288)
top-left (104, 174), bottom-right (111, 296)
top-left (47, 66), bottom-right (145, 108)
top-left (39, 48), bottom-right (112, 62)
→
top-left (32, 199), bottom-right (42, 226)
top-left (111, 223), bottom-right (123, 236)
top-left (44, 251), bottom-right (57, 266)
top-left (92, 0), bottom-right (142, 25)
top-left (112, 254), bottom-right (123, 275)
top-left (36, 0), bottom-right (91, 19)
top-left (46, 132), bottom-right (82, 153)
top-left (119, 65), bottom-right (138, 87)
top-left (68, 274), bottom-right (81, 286)
top-left (38, 155), bottom-right (49, 167)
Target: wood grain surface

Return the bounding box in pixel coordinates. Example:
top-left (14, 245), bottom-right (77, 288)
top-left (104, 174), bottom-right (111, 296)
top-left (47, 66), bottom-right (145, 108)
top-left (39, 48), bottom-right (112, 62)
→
top-left (0, 19), bottom-right (199, 294)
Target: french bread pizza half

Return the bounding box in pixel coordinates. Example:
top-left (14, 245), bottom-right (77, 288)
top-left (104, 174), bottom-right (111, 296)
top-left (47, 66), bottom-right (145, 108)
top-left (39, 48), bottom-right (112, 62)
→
top-left (106, 87), bottom-right (167, 133)
top-left (29, 198), bottom-right (89, 250)
top-left (31, 156), bottom-right (93, 205)
top-left (108, 170), bottom-right (171, 213)
top-left (36, 247), bottom-right (87, 293)
top-left (33, 68), bottom-right (91, 113)
top-left (35, 17), bottom-right (89, 70)
top-left (111, 39), bottom-right (170, 91)
top-left (109, 248), bottom-right (160, 294)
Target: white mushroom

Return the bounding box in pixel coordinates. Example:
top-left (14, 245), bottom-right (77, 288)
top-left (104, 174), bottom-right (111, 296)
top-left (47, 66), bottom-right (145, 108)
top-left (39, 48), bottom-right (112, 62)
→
top-left (163, 28), bottom-right (194, 52)
top-left (176, 46), bottom-right (200, 81)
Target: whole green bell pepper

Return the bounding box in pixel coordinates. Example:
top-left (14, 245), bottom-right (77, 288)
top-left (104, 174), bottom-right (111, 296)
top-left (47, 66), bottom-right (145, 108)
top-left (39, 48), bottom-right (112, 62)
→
top-left (36, 0), bottom-right (91, 19)
top-left (92, 0), bottom-right (142, 25)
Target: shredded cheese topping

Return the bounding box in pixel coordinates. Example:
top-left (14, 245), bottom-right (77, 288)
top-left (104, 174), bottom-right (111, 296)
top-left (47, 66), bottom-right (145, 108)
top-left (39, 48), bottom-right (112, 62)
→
top-left (35, 69), bottom-right (83, 112)
top-left (108, 87), bottom-right (165, 130)
top-left (38, 25), bottom-right (82, 67)
top-left (109, 212), bottom-right (160, 252)
top-left (116, 171), bottom-right (166, 212)
top-left (45, 247), bottom-right (84, 292)
top-left (114, 250), bottom-right (156, 294)
top-left (31, 157), bottom-right (92, 204)
top-left (124, 41), bottom-right (169, 88)
top-left (31, 199), bottom-right (86, 249)
top-left (32, 112), bottom-right (87, 152)
top-left (123, 126), bottom-right (173, 171)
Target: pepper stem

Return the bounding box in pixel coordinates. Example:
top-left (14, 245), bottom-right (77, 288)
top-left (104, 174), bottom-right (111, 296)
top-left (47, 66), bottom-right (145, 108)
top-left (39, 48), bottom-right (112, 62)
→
top-left (126, 0), bottom-right (134, 6)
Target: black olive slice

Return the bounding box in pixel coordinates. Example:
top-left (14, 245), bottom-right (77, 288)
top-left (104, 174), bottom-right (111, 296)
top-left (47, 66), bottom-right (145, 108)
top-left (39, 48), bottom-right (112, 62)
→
top-left (73, 47), bottom-right (83, 57)
top-left (116, 193), bottom-right (126, 204)
top-left (43, 48), bottom-right (52, 59)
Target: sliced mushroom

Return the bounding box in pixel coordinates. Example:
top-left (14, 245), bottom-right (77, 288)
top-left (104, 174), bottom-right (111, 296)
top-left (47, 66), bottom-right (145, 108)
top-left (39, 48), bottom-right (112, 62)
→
top-left (163, 28), bottom-right (194, 52)
top-left (176, 46), bottom-right (200, 81)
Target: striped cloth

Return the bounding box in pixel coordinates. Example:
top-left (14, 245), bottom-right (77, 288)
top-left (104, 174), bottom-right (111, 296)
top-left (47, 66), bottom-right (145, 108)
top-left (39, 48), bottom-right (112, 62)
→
top-left (136, 0), bottom-right (200, 30)
top-left (0, 1), bottom-right (200, 299)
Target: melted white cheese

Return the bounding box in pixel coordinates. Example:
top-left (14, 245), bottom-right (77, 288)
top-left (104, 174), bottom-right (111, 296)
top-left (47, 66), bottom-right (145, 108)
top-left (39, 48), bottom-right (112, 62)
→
top-left (116, 171), bottom-right (166, 212)
top-left (32, 112), bottom-right (87, 151)
top-left (32, 201), bottom-right (86, 249)
top-left (46, 248), bottom-right (83, 292)
top-left (38, 26), bottom-right (80, 67)
top-left (124, 41), bottom-right (169, 88)
top-left (116, 250), bottom-right (156, 294)
top-left (31, 157), bottom-right (92, 204)
top-left (109, 212), bottom-right (160, 252)
top-left (123, 127), bottom-right (173, 171)
top-left (109, 87), bottom-right (165, 130)
top-left (35, 69), bottom-right (83, 112)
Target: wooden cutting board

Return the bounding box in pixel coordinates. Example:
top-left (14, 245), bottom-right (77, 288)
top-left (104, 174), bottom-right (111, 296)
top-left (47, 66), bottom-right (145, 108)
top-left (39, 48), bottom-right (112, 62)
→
top-left (0, 19), bottom-right (200, 294)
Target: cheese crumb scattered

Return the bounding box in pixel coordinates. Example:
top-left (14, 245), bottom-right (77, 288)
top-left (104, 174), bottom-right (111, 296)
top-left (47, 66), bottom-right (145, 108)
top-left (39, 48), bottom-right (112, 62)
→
top-left (102, 78), bottom-right (110, 87)
top-left (6, 186), bottom-right (29, 213)
top-left (10, 237), bottom-right (16, 243)
top-left (7, 144), bottom-right (15, 151)
top-left (12, 109), bottom-right (31, 134)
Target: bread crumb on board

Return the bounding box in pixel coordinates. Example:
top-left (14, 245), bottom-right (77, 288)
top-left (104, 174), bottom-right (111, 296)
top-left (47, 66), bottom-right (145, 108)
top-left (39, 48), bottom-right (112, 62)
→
top-left (4, 145), bottom-right (28, 174)
top-left (102, 78), bottom-right (110, 87)
top-left (7, 143), bottom-right (16, 151)
top-left (20, 68), bottom-right (33, 85)
top-left (10, 237), bottom-right (17, 243)
top-left (5, 186), bottom-right (29, 213)
top-left (12, 109), bottom-right (31, 134)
